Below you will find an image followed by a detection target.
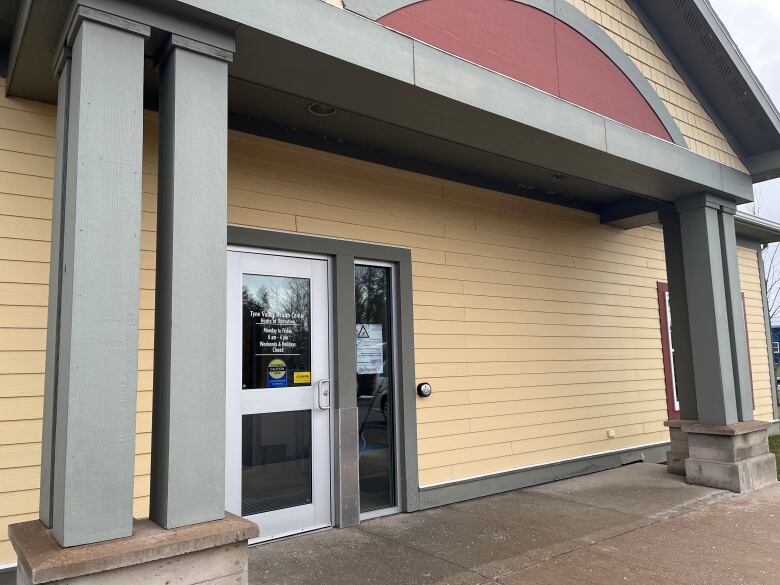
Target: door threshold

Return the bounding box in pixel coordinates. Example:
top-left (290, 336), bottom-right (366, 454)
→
top-left (360, 506), bottom-right (400, 521)
top-left (248, 524), bottom-right (332, 546)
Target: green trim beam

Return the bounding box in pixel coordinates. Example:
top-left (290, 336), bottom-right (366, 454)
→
top-left (419, 443), bottom-right (668, 509)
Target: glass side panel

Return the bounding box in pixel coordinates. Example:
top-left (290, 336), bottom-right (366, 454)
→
top-left (241, 411), bottom-right (312, 516)
top-left (355, 264), bottom-right (396, 513)
top-left (242, 274), bottom-right (311, 390)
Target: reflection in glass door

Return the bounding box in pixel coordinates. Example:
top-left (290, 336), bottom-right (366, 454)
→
top-left (226, 250), bottom-right (332, 541)
top-left (355, 262), bottom-right (397, 515)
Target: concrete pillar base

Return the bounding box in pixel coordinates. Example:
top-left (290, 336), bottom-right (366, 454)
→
top-left (683, 421), bottom-right (777, 493)
top-left (664, 419), bottom-right (695, 476)
top-left (8, 514), bottom-right (258, 585)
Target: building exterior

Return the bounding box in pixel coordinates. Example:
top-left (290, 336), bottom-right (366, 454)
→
top-left (1, 0), bottom-right (780, 581)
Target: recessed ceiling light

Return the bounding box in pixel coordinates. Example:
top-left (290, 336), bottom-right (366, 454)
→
top-left (308, 103), bottom-right (337, 117)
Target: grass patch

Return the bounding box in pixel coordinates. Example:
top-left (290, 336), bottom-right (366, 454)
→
top-left (769, 434), bottom-right (780, 480)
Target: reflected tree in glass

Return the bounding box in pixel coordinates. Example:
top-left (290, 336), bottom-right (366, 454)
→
top-left (355, 265), bottom-right (396, 512)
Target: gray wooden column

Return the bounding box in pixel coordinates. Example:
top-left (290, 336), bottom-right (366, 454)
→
top-left (149, 36), bottom-right (232, 529)
top-left (659, 207), bottom-right (698, 421)
top-left (39, 52), bottom-right (71, 531)
top-left (40, 10), bottom-right (149, 547)
top-left (719, 209), bottom-right (755, 421)
top-left (676, 193), bottom-right (753, 425)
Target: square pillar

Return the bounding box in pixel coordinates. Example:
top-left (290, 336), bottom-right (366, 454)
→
top-left (659, 209), bottom-right (699, 475)
top-left (659, 208), bottom-right (698, 420)
top-left (676, 193), bottom-right (753, 425)
top-left (149, 36), bottom-right (232, 529)
top-left (36, 8), bottom-right (149, 547)
top-left (670, 193), bottom-right (775, 492)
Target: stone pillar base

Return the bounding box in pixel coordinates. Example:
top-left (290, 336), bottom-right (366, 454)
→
top-left (683, 420), bottom-right (777, 493)
top-left (664, 419), bottom-right (695, 475)
top-left (8, 513), bottom-right (258, 585)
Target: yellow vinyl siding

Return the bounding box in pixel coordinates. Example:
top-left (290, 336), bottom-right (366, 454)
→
top-left (738, 246), bottom-right (775, 421)
top-left (566, 0), bottom-right (746, 171)
top-left (217, 128), bottom-right (676, 488)
top-left (0, 93), bottom-right (774, 564)
top-left (0, 75), bottom-right (56, 565)
top-left (0, 83), bottom-right (152, 561)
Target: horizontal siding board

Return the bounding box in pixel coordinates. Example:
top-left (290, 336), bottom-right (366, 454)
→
top-left (0, 238), bottom-right (50, 262)
top-left (0, 419), bottom-right (41, 444)
top-left (0, 465), bottom-right (39, 493)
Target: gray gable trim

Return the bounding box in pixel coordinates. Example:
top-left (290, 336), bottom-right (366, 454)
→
top-left (633, 0), bottom-right (780, 181)
top-left (343, 0), bottom-right (687, 148)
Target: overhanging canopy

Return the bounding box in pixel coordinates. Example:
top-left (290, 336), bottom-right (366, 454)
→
top-left (3, 0), bottom-right (763, 210)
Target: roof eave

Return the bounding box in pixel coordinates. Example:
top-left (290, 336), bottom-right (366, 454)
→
top-left (632, 0), bottom-right (780, 182)
top-left (735, 211), bottom-right (780, 245)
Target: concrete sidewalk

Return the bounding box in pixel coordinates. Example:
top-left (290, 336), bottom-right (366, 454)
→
top-left (249, 463), bottom-right (780, 585)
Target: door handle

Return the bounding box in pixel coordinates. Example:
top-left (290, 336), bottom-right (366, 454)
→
top-left (317, 379), bottom-right (331, 410)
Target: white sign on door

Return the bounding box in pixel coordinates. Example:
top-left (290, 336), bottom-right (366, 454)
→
top-left (356, 324), bottom-right (384, 375)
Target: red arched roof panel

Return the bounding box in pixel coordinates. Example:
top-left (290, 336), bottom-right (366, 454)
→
top-left (378, 0), bottom-right (673, 141)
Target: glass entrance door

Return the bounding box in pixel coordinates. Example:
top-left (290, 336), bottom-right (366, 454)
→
top-left (226, 250), bottom-right (332, 541)
top-left (355, 261), bottom-right (398, 516)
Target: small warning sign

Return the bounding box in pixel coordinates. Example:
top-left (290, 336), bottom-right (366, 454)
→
top-left (356, 324), bottom-right (383, 375)
top-left (293, 371), bottom-right (311, 384)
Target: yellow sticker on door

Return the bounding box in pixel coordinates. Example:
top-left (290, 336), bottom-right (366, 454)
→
top-left (293, 371), bottom-right (311, 384)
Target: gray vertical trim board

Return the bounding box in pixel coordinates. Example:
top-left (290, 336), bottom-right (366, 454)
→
top-left (331, 254), bottom-right (360, 525)
top-left (659, 209), bottom-right (698, 421)
top-left (719, 210), bottom-right (754, 421)
top-left (226, 226), bottom-right (419, 515)
top-left (149, 42), bottom-right (229, 529)
top-left (51, 18), bottom-right (146, 547)
top-left (334, 407), bottom-right (360, 527)
top-left (757, 247), bottom-right (780, 420)
top-left (334, 254), bottom-right (357, 410)
top-left (39, 56), bottom-right (70, 529)
top-left (343, 0), bottom-right (686, 148)
top-left (396, 258), bottom-right (419, 512)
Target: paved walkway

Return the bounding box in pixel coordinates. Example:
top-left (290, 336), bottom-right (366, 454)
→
top-left (248, 463), bottom-right (780, 585)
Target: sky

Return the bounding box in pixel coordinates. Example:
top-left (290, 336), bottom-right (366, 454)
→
top-left (708, 0), bottom-right (780, 219)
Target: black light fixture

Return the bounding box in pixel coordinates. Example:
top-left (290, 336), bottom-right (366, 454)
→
top-left (308, 102), bottom-right (337, 117)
